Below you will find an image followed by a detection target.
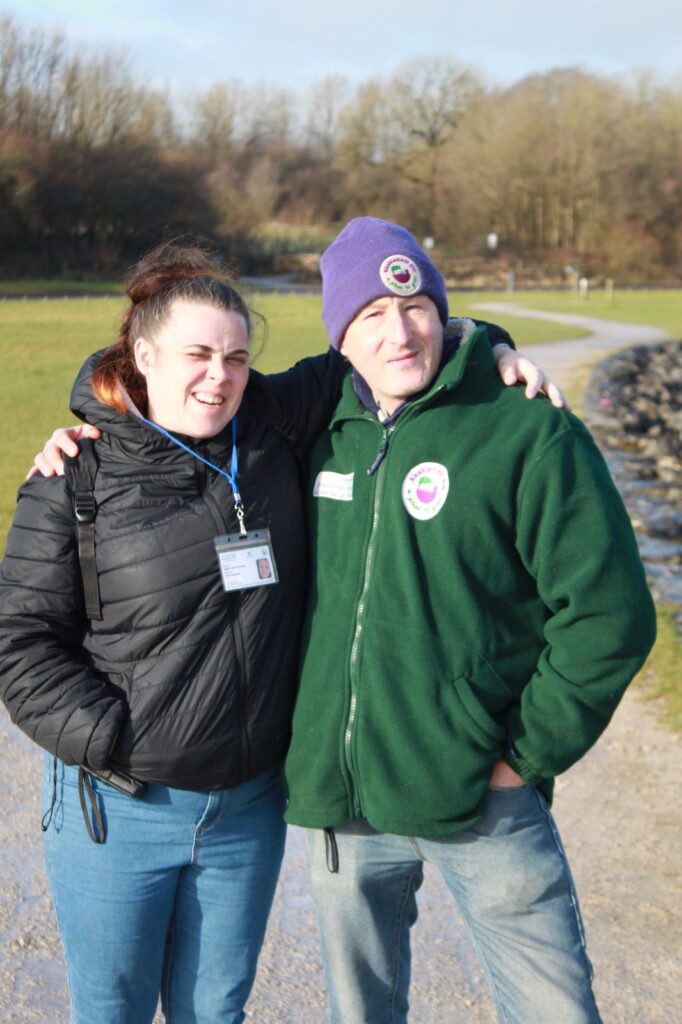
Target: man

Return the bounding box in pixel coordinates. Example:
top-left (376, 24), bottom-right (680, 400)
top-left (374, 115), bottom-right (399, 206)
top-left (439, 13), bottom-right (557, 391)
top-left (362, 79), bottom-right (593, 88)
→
top-left (283, 217), bottom-right (656, 1023)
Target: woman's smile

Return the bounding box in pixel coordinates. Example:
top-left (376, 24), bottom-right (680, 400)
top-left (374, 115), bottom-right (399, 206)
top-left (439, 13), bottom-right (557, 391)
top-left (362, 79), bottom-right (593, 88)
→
top-left (134, 300), bottom-right (250, 438)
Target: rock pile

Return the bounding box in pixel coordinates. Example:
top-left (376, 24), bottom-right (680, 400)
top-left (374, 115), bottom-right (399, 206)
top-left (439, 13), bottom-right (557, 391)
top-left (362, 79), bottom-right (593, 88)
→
top-left (584, 340), bottom-right (682, 607)
top-left (587, 341), bottom-right (682, 479)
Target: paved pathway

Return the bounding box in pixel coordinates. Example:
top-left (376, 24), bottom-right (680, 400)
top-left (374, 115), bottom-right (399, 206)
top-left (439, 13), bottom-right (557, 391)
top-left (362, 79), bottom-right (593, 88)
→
top-left (1, 307), bottom-right (679, 1023)
top-left (473, 302), bottom-right (669, 393)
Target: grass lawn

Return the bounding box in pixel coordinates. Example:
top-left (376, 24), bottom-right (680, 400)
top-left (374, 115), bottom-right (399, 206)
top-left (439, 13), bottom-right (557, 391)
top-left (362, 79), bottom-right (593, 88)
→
top-left (1, 288), bottom-right (679, 730)
top-left (1, 296), bottom-right (127, 530)
top-left (494, 288), bottom-right (682, 338)
top-left (0, 279), bottom-right (122, 296)
top-left (3, 286), bottom-right (680, 521)
top-left (0, 289), bottom-right (586, 520)
top-left (639, 606), bottom-right (682, 731)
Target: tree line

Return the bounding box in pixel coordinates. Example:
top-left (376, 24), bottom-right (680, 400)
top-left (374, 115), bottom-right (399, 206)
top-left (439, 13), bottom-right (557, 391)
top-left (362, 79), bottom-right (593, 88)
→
top-left (1, 13), bottom-right (681, 282)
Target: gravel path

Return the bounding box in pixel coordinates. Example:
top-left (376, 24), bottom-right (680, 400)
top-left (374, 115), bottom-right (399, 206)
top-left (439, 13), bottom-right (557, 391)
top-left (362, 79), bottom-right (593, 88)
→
top-left (1, 310), bottom-right (680, 1023)
top-left (472, 303), bottom-right (669, 393)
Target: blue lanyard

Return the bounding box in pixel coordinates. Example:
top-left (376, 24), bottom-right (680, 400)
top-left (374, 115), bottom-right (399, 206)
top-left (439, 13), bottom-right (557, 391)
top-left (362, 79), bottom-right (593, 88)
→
top-left (139, 415), bottom-right (246, 535)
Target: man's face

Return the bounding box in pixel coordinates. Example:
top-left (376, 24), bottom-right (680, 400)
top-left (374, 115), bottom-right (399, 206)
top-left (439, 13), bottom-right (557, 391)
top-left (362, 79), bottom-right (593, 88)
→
top-left (340, 295), bottom-right (443, 415)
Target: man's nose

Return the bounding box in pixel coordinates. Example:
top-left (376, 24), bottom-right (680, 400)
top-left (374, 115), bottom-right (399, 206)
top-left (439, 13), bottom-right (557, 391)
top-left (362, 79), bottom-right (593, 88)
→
top-left (387, 308), bottom-right (411, 345)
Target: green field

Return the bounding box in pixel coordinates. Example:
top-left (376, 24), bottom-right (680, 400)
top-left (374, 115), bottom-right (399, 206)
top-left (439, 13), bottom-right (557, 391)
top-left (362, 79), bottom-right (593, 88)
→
top-left (640, 606), bottom-right (682, 732)
top-left (495, 288), bottom-right (682, 339)
top-left (0, 289), bottom-right (587, 518)
top-left (1, 289), bottom-right (680, 730)
top-left (0, 279), bottom-right (122, 296)
top-left (2, 287), bottom-right (680, 523)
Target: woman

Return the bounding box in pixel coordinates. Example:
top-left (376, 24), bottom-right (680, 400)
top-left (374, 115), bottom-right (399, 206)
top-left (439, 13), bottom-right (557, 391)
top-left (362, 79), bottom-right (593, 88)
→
top-left (0, 240), bottom-right (562, 1024)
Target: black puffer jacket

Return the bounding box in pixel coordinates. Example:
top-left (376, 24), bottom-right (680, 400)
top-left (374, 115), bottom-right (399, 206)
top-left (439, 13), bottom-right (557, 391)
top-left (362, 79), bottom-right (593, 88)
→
top-left (0, 350), bottom-right (343, 790)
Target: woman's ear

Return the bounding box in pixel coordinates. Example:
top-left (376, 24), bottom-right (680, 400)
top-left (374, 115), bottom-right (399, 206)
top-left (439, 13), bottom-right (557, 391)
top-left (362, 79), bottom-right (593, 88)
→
top-left (133, 337), bottom-right (155, 376)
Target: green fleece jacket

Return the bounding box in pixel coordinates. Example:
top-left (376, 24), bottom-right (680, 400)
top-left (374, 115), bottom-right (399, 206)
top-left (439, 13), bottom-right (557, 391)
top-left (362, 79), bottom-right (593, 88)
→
top-left (284, 325), bottom-right (656, 838)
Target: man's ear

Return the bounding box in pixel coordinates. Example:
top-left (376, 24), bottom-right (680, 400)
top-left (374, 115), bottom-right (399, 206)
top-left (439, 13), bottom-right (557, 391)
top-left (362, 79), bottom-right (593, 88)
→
top-left (133, 337), bottom-right (155, 376)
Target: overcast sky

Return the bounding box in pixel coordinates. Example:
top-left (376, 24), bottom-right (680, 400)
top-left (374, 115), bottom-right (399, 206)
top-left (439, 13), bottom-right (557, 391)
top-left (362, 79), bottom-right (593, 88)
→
top-left (7, 0), bottom-right (682, 96)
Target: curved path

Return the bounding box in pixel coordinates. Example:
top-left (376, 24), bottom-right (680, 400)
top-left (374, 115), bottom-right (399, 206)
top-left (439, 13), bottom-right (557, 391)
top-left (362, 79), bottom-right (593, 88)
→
top-left (1, 308), bottom-right (679, 1023)
top-left (473, 301), bottom-right (669, 393)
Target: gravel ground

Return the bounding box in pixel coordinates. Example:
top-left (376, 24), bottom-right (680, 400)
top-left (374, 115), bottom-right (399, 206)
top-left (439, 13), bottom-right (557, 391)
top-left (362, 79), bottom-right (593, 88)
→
top-left (1, 313), bottom-right (680, 1023)
top-left (2, 686), bottom-right (679, 1023)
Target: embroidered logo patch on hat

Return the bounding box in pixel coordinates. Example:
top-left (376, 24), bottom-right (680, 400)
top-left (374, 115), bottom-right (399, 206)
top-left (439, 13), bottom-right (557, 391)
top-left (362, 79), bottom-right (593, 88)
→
top-left (401, 462), bottom-right (449, 520)
top-left (380, 255), bottom-right (422, 296)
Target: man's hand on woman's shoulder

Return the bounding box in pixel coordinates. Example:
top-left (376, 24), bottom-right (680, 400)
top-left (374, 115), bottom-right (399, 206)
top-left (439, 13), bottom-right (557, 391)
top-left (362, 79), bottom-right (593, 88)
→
top-left (27, 423), bottom-right (102, 479)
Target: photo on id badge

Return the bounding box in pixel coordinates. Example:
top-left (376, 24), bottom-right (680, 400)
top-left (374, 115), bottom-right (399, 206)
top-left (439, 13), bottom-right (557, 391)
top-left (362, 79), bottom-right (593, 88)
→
top-left (214, 530), bottom-right (279, 592)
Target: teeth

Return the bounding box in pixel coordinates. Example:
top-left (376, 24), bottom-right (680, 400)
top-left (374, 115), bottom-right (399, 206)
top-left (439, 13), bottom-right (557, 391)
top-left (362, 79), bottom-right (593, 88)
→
top-left (194, 393), bottom-right (224, 406)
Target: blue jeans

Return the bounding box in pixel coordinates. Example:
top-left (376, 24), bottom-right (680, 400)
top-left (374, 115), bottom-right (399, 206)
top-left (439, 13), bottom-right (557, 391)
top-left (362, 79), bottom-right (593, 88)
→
top-left (43, 758), bottom-right (286, 1024)
top-left (308, 786), bottom-right (602, 1024)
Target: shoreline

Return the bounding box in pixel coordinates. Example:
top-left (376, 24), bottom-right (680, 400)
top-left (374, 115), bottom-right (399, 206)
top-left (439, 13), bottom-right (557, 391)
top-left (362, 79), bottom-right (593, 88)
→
top-left (584, 341), bottom-right (682, 613)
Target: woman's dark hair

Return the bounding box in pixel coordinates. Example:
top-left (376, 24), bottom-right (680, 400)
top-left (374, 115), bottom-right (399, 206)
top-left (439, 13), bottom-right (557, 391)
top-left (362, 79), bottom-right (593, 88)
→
top-left (92, 241), bottom-right (257, 413)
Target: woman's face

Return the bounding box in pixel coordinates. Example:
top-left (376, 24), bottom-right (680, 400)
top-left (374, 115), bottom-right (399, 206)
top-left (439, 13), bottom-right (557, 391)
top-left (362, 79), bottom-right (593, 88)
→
top-left (134, 299), bottom-right (250, 438)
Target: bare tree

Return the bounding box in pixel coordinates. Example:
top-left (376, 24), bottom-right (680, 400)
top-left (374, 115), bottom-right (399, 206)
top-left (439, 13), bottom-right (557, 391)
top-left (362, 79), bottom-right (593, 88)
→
top-left (2, 9), bottom-right (682, 280)
top-left (0, 15), bottom-right (66, 138)
top-left (382, 57), bottom-right (483, 234)
top-left (303, 74), bottom-right (348, 160)
top-left (189, 81), bottom-right (243, 161)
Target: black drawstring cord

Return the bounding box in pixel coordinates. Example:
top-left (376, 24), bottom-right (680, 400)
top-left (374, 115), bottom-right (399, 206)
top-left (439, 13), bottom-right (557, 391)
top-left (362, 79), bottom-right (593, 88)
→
top-left (78, 768), bottom-right (106, 844)
top-left (41, 759), bottom-right (106, 844)
top-left (324, 827), bottom-right (339, 873)
top-left (40, 756), bottom-right (58, 833)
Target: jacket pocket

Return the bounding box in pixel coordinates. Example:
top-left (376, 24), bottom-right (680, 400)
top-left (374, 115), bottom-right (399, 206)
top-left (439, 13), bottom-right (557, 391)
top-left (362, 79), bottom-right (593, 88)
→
top-left (451, 674), bottom-right (505, 746)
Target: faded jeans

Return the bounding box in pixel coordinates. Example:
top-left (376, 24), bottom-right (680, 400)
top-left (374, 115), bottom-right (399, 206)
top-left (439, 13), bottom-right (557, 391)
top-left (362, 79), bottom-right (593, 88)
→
top-left (43, 757), bottom-right (286, 1024)
top-left (308, 785), bottom-right (602, 1024)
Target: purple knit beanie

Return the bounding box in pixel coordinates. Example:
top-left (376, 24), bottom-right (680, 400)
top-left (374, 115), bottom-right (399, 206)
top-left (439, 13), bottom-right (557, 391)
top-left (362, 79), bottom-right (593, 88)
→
top-left (321, 217), bottom-right (449, 350)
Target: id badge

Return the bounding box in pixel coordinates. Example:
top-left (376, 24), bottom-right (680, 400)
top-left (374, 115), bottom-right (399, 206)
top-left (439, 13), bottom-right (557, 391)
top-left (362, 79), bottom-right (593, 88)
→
top-left (214, 529), bottom-right (279, 592)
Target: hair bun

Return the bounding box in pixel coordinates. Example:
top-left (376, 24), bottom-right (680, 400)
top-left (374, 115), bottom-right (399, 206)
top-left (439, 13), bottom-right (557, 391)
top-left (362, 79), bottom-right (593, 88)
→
top-left (126, 241), bottom-right (223, 303)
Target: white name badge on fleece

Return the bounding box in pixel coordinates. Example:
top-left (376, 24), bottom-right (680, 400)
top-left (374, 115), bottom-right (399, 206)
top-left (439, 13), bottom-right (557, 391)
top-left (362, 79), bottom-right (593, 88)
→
top-left (214, 530), bottom-right (278, 592)
top-left (313, 471), bottom-right (354, 501)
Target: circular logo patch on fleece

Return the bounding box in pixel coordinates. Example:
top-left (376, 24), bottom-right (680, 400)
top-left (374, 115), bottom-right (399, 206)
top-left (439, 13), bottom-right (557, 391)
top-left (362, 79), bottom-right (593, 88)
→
top-left (401, 462), bottom-right (449, 520)
top-left (379, 255), bottom-right (422, 295)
